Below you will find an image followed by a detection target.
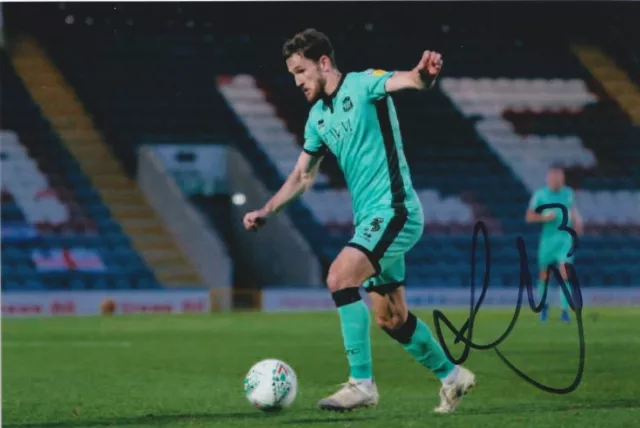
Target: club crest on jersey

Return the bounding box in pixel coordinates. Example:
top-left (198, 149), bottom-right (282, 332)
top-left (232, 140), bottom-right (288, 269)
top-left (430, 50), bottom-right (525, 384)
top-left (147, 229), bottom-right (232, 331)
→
top-left (342, 96), bottom-right (353, 112)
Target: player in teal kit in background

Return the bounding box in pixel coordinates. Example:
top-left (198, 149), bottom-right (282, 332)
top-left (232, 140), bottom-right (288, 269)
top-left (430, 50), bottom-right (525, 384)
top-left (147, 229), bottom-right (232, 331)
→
top-left (243, 29), bottom-right (476, 413)
top-left (526, 165), bottom-right (584, 323)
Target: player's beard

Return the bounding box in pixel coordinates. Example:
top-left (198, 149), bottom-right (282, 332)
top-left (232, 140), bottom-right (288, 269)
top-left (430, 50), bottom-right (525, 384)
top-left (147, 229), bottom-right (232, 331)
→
top-left (309, 73), bottom-right (327, 104)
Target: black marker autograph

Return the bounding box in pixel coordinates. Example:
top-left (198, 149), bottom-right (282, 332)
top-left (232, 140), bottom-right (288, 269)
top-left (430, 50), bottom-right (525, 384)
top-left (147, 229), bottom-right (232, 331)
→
top-left (432, 203), bottom-right (585, 394)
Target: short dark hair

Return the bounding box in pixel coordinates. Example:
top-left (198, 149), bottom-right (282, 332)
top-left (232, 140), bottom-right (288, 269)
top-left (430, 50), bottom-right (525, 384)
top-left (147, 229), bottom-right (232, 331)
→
top-left (282, 28), bottom-right (336, 66)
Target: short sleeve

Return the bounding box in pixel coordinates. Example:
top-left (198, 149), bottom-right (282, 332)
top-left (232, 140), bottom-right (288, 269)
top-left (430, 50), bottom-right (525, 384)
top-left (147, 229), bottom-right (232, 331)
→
top-left (303, 117), bottom-right (326, 156)
top-left (566, 189), bottom-right (575, 207)
top-left (357, 69), bottom-right (394, 100)
top-left (528, 190), bottom-right (542, 210)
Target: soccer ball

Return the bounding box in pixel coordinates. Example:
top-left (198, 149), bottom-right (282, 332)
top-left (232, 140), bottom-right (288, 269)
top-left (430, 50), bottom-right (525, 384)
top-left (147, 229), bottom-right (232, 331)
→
top-left (244, 359), bottom-right (298, 412)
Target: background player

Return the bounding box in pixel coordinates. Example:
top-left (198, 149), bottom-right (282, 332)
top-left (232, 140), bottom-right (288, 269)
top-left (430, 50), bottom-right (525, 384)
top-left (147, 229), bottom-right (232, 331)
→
top-left (526, 164), bottom-right (584, 323)
top-left (243, 29), bottom-right (475, 413)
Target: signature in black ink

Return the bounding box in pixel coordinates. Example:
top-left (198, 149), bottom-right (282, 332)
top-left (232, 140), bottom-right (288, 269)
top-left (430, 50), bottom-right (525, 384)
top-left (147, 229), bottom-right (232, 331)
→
top-left (432, 203), bottom-right (585, 394)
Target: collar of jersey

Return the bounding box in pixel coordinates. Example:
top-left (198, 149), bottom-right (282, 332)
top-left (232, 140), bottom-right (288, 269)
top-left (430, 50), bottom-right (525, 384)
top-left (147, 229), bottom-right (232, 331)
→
top-left (321, 73), bottom-right (346, 111)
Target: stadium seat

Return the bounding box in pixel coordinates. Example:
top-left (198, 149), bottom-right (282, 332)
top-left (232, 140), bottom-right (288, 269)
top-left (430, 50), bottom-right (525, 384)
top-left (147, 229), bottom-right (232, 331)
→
top-left (1, 53), bottom-right (160, 291)
top-left (9, 19), bottom-right (634, 289)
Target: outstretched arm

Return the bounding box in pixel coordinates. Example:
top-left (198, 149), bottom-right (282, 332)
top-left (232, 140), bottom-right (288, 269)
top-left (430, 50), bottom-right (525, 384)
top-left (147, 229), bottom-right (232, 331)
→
top-left (385, 51), bottom-right (443, 93)
top-left (263, 151), bottom-right (322, 216)
top-left (243, 151), bottom-right (322, 231)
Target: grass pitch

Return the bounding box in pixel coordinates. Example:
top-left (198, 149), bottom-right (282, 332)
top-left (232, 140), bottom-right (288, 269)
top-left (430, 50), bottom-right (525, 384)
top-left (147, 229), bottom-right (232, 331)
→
top-left (3, 308), bottom-right (639, 427)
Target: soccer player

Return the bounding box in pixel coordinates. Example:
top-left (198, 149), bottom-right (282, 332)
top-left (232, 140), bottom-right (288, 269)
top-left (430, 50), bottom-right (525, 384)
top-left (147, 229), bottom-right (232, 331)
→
top-left (243, 29), bottom-right (475, 413)
top-left (526, 164), bottom-right (584, 323)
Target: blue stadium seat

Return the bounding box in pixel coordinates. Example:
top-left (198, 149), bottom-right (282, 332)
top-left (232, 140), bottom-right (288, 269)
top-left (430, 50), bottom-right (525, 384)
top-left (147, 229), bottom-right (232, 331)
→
top-left (1, 52), bottom-right (160, 291)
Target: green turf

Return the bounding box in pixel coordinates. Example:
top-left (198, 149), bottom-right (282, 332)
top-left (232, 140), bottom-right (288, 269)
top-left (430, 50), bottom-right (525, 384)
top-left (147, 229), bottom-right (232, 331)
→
top-left (2, 308), bottom-right (639, 428)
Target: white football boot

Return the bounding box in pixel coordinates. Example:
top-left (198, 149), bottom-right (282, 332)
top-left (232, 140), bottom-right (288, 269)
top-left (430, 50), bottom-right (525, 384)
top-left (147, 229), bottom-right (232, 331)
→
top-left (318, 378), bottom-right (379, 412)
top-left (434, 366), bottom-right (477, 414)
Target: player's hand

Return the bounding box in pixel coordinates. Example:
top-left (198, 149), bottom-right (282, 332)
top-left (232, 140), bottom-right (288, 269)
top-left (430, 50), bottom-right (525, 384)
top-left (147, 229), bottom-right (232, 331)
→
top-left (543, 212), bottom-right (556, 222)
top-left (243, 209), bottom-right (268, 232)
top-left (415, 50), bottom-right (443, 80)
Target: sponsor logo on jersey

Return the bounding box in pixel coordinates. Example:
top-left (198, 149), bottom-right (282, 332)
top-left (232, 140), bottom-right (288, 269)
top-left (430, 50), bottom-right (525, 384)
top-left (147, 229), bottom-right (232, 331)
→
top-left (370, 217), bottom-right (384, 232)
top-left (321, 118), bottom-right (353, 143)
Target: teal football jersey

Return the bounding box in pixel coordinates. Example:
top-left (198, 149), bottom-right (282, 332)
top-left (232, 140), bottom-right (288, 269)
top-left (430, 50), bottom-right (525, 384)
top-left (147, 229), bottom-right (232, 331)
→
top-left (303, 70), bottom-right (420, 224)
top-left (528, 186), bottom-right (575, 238)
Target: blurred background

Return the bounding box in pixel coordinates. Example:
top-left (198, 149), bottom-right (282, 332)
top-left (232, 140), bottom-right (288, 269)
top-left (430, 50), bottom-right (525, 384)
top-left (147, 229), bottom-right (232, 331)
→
top-left (1, 1), bottom-right (639, 315)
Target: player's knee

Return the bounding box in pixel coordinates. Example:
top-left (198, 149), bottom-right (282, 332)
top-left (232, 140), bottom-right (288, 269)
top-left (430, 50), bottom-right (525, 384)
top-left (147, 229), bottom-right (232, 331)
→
top-left (326, 271), bottom-right (354, 293)
top-left (326, 272), bottom-right (340, 292)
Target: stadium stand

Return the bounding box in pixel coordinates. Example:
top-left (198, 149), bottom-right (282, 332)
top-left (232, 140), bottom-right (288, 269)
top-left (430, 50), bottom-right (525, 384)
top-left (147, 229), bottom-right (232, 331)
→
top-left (3, 2), bottom-right (638, 289)
top-left (1, 51), bottom-right (160, 291)
top-left (220, 28), bottom-right (638, 287)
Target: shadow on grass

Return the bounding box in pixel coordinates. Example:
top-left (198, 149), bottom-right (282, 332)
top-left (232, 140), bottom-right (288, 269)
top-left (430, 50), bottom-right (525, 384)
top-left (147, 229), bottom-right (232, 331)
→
top-left (4, 410), bottom-right (377, 428)
top-left (4, 411), bottom-right (276, 428)
top-left (282, 416), bottom-right (377, 424)
top-left (9, 398), bottom-right (636, 427)
top-left (460, 398), bottom-right (640, 416)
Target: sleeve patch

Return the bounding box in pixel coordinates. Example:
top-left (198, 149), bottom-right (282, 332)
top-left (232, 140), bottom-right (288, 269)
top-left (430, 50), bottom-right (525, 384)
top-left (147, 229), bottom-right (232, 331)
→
top-left (365, 68), bottom-right (387, 76)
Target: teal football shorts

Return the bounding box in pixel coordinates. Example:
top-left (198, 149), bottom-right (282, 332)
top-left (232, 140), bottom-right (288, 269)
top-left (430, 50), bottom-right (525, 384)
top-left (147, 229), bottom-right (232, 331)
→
top-left (347, 205), bottom-right (424, 294)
